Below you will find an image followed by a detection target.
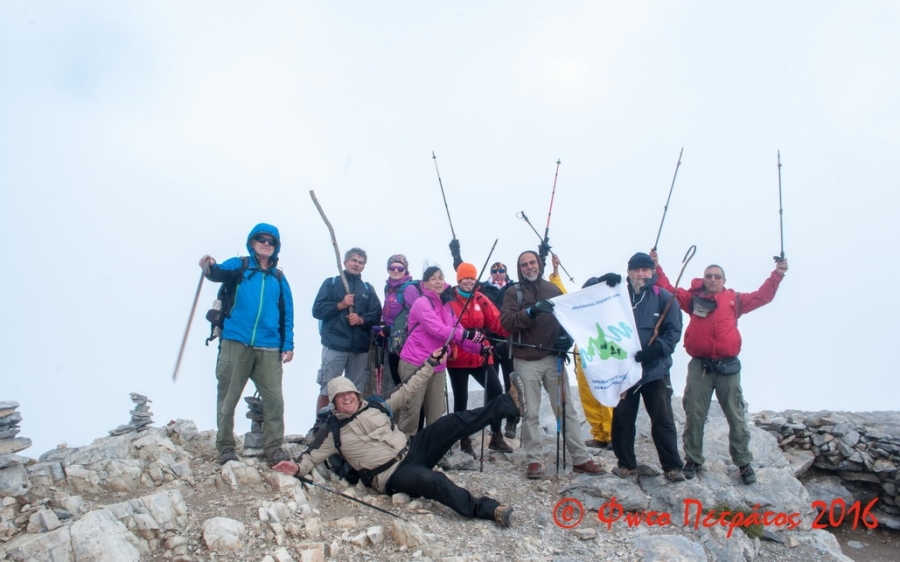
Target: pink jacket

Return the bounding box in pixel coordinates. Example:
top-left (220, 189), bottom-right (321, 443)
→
top-left (399, 288), bottom-right (481, 371)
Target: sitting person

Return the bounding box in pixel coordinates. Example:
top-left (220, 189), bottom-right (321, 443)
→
top-left (272, 348), bottom-right (526, 527)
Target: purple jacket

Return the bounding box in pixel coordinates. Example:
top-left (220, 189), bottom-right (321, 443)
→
top-left (382, 277), bottom-right (424, 327)
top-left (399, 287), bottom-right (481, 371)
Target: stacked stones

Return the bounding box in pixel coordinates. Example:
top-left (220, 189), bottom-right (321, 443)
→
top-left (242, 396), bottom-right (266, 458)
top-left (754, 410), bottom-right (900, 520)
top-left (1, 401), bottom-right (32, 498)
top-left (109, 393), bottom-right (155, 436)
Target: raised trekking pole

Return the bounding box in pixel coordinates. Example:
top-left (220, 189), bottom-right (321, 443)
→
top-left (652, 147), bottom-right (684, 252)
top-left (516, 210), bottom-right (575, 282)
top-left (296, 475), bottom-right (406, 520)
top-left (310, 190), bottom-right (353, 313)
top-left (649, 245), bottom-right (696, 346)
top-left (432, 151), bottom-right (457, 239)
top-left (774, 150), bottom-right (786, 263)
top-left (544, 159), bottom-right (561, 245)
top-left (172, 271), bottom-right (205, 381)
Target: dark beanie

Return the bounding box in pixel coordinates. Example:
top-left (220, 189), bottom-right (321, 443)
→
top-left (627, 252), bottom-right (654, 270)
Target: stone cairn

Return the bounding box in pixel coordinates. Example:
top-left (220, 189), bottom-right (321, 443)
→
top-left (1, 401), bottom-right (32, 499)
top-left (241, 395), bottom-right (266, 458)
top-left (109, 393), bottom-right (154, 436)
top-left (754, 410), bottom-right (900, 520)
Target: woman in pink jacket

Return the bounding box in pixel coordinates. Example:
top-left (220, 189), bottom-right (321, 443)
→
top-left (398, 265), bottom-right (484, 435)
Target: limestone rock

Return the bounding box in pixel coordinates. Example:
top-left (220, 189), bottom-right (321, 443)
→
top-left (0, 438), bottom-right (31, 455)
top-left (631, 535), bottom-right (706, 561)
top-left (70, 509), bottom-right (143, 561)
top-left (0, 464), bottom-right (30, 497)
top-left (202, 516), bottom-right (246, 552)
top-left (26, 508), bottom-right (61, 533)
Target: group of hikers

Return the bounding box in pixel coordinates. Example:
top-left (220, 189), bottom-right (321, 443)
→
top-left (199, 222), bottom-right (789, 528)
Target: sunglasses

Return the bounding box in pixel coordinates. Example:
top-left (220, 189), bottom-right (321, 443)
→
top-left (704, 273), bottom-right (723, 280)
top-left (388, 265), bottom-right (406, 272)
top-left (253, 235), bottom-right (276, 246)
top-left (491, 269), bottom-right (506, 274)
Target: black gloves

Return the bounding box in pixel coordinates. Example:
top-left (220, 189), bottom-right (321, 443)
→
top-left (634, 342), bottom-right (665, 363)
top-left (479, 344), bottom-right (494, 359)
top-left (538, 240), bottom-right (551, 261)
top-left (555, 331), bottom-right (574, 354)
top-left (449, 239), bottom-right (462, 270)
top-left (597, 273), bottom-right (622, 287)
top-left (464, 329), bottom-right (485, 343)
top-left (527, 299), bottom-right (555, 319)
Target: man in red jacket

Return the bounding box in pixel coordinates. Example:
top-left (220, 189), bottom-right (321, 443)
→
top-left (653, 251), bottom-right (789, 485)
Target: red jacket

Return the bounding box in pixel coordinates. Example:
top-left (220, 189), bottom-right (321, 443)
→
top-left (656, 267), bottom-right (784, 360)
top-left (447, 288), bottom-right (509, 368)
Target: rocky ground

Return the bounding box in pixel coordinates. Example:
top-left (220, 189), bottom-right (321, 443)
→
top-left (2, 390), bottom-right (895, 561)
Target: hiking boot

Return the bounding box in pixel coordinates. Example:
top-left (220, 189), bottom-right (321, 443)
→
top-left (572, 460), bottom-right (606, 475)
top-left (217, 448), bottom-right (238, 465)
top-left (488, 432), bottom-right (513, 453)
top-left (665, 469), bottom-right (687, 482)
top-left (584, 439), bottom-right (610, 449)
top-left (739, 464), bottom-right (757, 485)
top-left (509, 372), bottom-right (526, 416)
top-left (494, 505), bottom-right (514, 528)
top-left (612, 465), bottom-right (638, 478)
top-left (526, 462), bottom-right (543, 479)
top-left (266, 448), bottom-right (292, 467)
top-left (683, 460), bottom-right (700, 480)
top-left (459, 437), bottom-right (476, 459)
top-left (504, 419), bottom-right (518, 439)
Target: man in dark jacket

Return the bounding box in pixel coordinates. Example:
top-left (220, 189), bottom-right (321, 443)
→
top-left (600, 252), bottom-right (685, 482)
top-left (499, 250), bottom-right (605, 480)
top-left (199, 223), bottom-right (294, 467)
top-left (312, 248), bottom-right (382, 414)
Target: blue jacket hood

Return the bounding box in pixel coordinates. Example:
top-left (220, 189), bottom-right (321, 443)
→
top-left (247, 223), bottom-right (281, 263)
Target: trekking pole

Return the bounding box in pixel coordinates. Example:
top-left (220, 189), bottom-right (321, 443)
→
top-left (310, 190), bottom-right (353, 314)
top-left (479, 358), bottom-right (488, 473)
top-left (172, 271), bottom-right (205, 381)
top-left (649, 245), bottom-right (696, 346)
top-left (556, 355), bottom-right (562, 476)
top-left (774, 150), bottom-right (786, 263)
top-left (561, 358), bottom-right (567, 470)
top-left (296, 475), bottom-right (406, 520)
top-left (432, 151), bottom-right (457, 239)
top-left (515, 210), bottom-right (574, 283)
top-left (544, 159), bottom-right (561, 244)
top-left (652, 148), bottom-right (684, 252)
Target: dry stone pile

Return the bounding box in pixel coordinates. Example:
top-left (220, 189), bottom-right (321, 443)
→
top-left (242, 395), bottom-right (266, 458)
top-left (0, 401), bottom-right (32, 500)
top-left (109, 393), bottom-right (155, 436)
top-left (754, 409), bottom-right (900, 529)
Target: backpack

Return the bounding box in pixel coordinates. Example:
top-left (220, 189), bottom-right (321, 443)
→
top-left (205, 257), bottom-right (286, 347)
top-left (325, 395), bottom-right (398, 487)
top-left (387, 281), bottom-right (423, 354)
top-left (318, 276), bottom-right (377, 335)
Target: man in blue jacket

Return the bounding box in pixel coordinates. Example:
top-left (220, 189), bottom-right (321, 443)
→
top-left (199, 223), bottom-right (294, 466)
top-left (311, 248), bottom-right (382, 416)
top-left (599, 252), bottom-right (686, 482)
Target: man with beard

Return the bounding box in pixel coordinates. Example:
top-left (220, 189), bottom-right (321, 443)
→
top-left (595, 252), bottom-right (686, 482)
top-left (499, 250), bottom-right (605, 479)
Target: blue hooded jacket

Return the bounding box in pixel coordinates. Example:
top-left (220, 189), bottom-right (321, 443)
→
top-left (206, 223), bottom-right (295, 352)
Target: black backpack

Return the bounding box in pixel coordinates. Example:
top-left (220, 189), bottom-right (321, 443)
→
top-left (387, 280), bottom-right (423, 354)
top-left (205, 257), bottom-right (286, 347)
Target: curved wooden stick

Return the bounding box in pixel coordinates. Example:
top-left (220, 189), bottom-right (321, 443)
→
top-left (649, 244), bottom-right (696, 345)
top-left (310, 190), bottom-right (352, 313)
top-left (173, 271), bottom-right (204, 381)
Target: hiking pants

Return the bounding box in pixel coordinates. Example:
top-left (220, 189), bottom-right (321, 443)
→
top-left (447, 365), bottom-right (503, 433)
top-left (611, 377), bottom-right (683, 472)
top-left (514, 356), bottom-right (591, 466)
top-left (397, 359), bottom-right (446, 435)
top-left (682, 358), bottom-right (752, 467)
top-left (387, 393), bottom-right (518, 520)
top-left (316, 347), bottom-right (369, 396)
top-left (215, 339), bottom-right (284, 455)
top-left (574, 352), bottom-right (613, 442)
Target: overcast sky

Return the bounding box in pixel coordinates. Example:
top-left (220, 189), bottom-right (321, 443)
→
top-left (3, 2), bottom-right (898, 457)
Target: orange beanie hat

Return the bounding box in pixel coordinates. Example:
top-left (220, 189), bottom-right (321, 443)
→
top-left (456, 262), bottom-right (477, 282)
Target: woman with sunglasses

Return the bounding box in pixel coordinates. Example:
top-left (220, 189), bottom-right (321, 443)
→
top-left (379, 254), bottom-right (423, 385)
top-left (397, 265), bottom-right (484, 436)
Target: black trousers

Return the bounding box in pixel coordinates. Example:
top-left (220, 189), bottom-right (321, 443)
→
top-left (388, 352), bottom-right (402, 386)
top-left (492, 342), bottom-right (518, 425)
top-left (387, 394), bottom-right (518, 520)
top-left (611, 377), bottom-right (683, 472)
top-left (447, 365), bottom-right (503, 432)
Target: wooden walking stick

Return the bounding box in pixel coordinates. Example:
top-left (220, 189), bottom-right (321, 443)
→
top-left (310, 190), bottom-right (352, 313)
top-left (172, 271), bottom-right (205, 381)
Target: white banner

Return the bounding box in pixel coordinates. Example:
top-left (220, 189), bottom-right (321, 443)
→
top-left (551, 283), bottom-right (641, 407)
